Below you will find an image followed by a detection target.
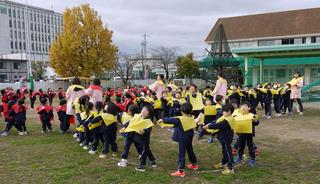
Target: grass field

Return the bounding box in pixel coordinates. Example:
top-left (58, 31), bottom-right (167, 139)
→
top-left (0, 101), bottom-right (320, 184)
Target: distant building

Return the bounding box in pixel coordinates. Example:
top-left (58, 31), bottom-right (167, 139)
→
top-left (130, 55), bottom-right (177, 79)
top-left (0, 56), bottom-right (27, 82)
top-left (0, 0), bottom-right (63, 63)
top-left (205, 8), bottom-right (320, 86)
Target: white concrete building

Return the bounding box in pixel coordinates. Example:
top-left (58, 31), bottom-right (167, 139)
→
top-left (0, 0), bottom-right (62, 63)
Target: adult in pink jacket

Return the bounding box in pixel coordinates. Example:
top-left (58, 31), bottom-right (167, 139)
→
top-left (288, 72), bottom-right (304, 115)
top-left (152, 74), bottom-right (165, 99)
top-left (85, 78), bottom-right (103, 106)
top-left (212, 73), bottom-right (228, 101)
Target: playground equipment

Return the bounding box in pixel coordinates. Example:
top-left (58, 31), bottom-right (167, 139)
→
top-left (302, 79), bottom-right (320, 101)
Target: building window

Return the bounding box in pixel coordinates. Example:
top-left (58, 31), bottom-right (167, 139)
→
top-left (10, 31), bottom-right (13, 38)
top-left (13, 62), bottom-right (20, 69)
top-left (0, 62), bottom-right (6, 69)
top-left (13, 9), bottom-right (15, 18)
top-left (311, 37), bottom-right (317, 43)
top-left (311, 68), bottom-right (320, 82)
top-left (263, 69), bottom-right (276, 83)
top-left (15, 42), bottom-right (17, 49)
top-left (8, 8), bottom-right (11, 17)
top-left (0, 75), bottom-right (7, 82)
top-left (9, 20), bottom-right (12, 28)
top-left (10, 41), bottom-right (13, 49)
top-left (258, 40), bottom-right (274, 46)
top-left (282, 38), bottom-right (294, 45)
top-left (23, 42), bottom-right (26, 50)
top-left (0, 4), bottom-right (7, 15)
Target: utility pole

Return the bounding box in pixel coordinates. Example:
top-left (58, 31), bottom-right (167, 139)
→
top-left (140, 33), bottom-right (148, 79)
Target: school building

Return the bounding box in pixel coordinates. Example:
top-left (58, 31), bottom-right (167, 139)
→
top-left (205, 7), bottom-right (320, 88)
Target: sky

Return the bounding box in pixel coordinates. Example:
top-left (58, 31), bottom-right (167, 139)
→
top-left (15, 0), bottom-right (320, 59)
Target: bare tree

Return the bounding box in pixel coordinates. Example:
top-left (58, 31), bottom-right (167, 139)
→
top-left (152, 46), bottom-right (178, 79)
top-left (113, 53), bottom-right (136, 85)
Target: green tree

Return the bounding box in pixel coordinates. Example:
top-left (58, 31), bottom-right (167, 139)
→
top-left (50, 4), bottom-right (118, 77)
top-left (176, 53), bottom-right (199, 82)
top-left (31, 61), bottom-right (46, 79)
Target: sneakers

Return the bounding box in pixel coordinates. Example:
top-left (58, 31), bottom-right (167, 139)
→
top-left (76, 138), bottom-right (81, 142)
top-left (150, 160), bottom-right (157, 168)
top-left (248, 159), bottom-right (256, 166)
top-left (18, 132), bottom-right (24, 136)
top-left (214, 163), bottom-right (226, 169)
top-left (83, 145), bottom-right (89, 150)
top-left (40, 130), bottom-right (45, 134)
top-left (99, 154), bottom-right (107, 159)
top-left (232, 148), bottom-right (237, 155)
top-left (48, 129), bottom-right (52, 133)
top-left (275, 113), bottom-right (281, 117)
top-left (267, 116), bottom-right (272, 119)
top-left (73, 133), bottom-right (78, 138)
top-left (187, 164), bottom-right (199, 170)
top-left (171, 170), bottom-right (185, 177)
top-left (298, 112), bottom-right (304, 116)
top-left (88, 150), bottom-right (96, 155)
top-left (208, 137), bottom-right (214, 144)
top-left (23, 131), bottom-right (27, 135)
top-left (135, 165), bottom-right (146, 172)
top-left (1, 132), bottom-right (8, 137)
top-left (234, 156), bottom-right (242, 164)
top-left (222, 168), bottom-right (234, 175)
top-left (117, 159), bottom-right (128, 167)
top-left (79, 143), bottom-right (84, 147)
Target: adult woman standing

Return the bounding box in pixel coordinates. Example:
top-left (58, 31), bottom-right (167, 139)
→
top-left (287, 72), bottom-right (304, 115)
top-left (212, 73), bottom-right (228, 101)
top-left (63, 77), bottom-right (85, 133)
top-left (85, 78), bottom-right (103, 106)
top-left (152, 74), bottom-right (165, 99)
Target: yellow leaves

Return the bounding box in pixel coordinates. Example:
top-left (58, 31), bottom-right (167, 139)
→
top-left (50, 4), bottom-right (118, 77)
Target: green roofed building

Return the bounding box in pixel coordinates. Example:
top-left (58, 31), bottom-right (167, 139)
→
top-left (204, 7), bottom-right (320, 89)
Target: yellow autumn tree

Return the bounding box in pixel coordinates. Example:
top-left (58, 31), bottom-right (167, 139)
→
top-left (50, 4), bottom-right (118, 77)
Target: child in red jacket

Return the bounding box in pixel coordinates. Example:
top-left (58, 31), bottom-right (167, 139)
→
top-left (36, 98), bottom-right (54, 133)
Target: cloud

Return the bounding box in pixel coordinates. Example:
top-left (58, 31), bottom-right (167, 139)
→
top-left (15, 0), bottom-right (320, 58)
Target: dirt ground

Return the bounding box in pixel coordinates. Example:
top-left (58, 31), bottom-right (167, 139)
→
top-left (255, 102), bottom-right (320, 144)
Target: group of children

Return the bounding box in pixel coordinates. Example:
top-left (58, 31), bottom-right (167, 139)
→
top-left (45, 81), bottom-right (262, 177)
top-left (0, 75), bottom-right (304, 177)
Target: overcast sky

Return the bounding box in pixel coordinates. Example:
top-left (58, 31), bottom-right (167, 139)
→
top-left (15, 0), bottom-right (320, 58)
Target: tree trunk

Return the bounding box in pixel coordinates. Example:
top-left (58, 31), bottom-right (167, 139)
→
top-left (165, 69), bottom-right (169, 80)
